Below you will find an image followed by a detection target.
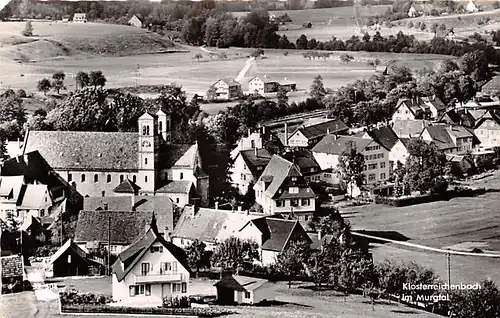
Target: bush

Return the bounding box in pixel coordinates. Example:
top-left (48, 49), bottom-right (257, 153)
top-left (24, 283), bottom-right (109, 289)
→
top-left (61, 304), bottom-right (234, 317)
top-left (60, 290), bottom-right (112, 306)
top-left (162, 295), bottom-right (191, 308)
top-left (16, 89), bottom-right (27, 98)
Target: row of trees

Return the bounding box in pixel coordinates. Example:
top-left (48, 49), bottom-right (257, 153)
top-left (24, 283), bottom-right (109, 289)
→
top-left (37, 70), bottom-right (107, 95)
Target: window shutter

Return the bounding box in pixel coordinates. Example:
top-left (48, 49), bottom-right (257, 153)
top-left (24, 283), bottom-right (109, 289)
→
top-left (129, 285), bottom-right (135, 297)
top-left (173, 262), bottom-right (177, 273)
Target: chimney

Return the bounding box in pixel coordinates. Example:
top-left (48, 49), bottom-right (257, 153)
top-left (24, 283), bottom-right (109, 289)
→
top-left (215, 201), bottom-right (219, 210)
top-left (190, 205), bottom-right (196, 218)
top-left (284, 123), bottom-right (289, 146)
top-left (262, 126), bottom-right (266, 134)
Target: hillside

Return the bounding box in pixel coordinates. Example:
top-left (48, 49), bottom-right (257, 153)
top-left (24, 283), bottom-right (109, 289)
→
top-left (0, 21), bottom-right (177, 62)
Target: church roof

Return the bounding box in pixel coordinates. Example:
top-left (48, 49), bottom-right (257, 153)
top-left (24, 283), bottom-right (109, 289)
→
top-left (114, 179), bottom-right (141, 194)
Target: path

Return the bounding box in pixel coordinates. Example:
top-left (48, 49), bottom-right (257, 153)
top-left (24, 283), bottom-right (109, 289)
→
top-left (25, 266), bottom-right (59, 302)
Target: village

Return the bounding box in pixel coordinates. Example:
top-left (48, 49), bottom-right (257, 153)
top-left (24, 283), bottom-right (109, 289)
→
top-left (3, 0), bottom-right (500, 316)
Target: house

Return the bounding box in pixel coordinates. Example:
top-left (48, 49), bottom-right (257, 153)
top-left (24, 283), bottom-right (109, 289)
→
top-left (392, 119), bottom-right (429, 138)
top-left (466, 0), bottom-right (479, 12)
top-left (49, 239), bottom-right (104, 277)
top-left (74, 210), bottom-right (160, 255)
top-left (211, 78), bottom-right (242, 101)
top-left (173, 206), bottom-right (261, 250)
top-left (73, 13), bottom-right (87, 23)
top-left (408, 6), bottom-right (417, 17)
top-left (375, 65), bottom-right (388, 75)
top-left (6, 140), bottom-right (22, 158)
top-left (254, 155), bottom-right (315, 219)
top-left (20, 215), bottom-right (46, 244)
top-left (421, 96), bottom-right (447, 120)
top-left (214, 274), bottom-right (274, 305)
top-left (438, 109), bottom-right (476, 128)
top-left (280, 78), bottom-right (297, 92)
top-left (23, 112), bottom-right (209, 206)
top-left (83, 195), bottom-right (174, 236)
top-left (238, 217), bottom-right (312, 265)
top-left (286, 118), bottom-right (349, 148)
top-left (1, 255), bottom-right (24, 292)
top-left (282, 149), bottom-right (322, 183)
top-left (420, 124), bottom-right (474, 154)
top-left (230, 148), bottom-right (272, 195)
top-left (231, 130), bottom-right (266, 159)
top-left (446, 154), bottom-right (473, 176)
top-left (362, 126), bottom-right (408, 174)
top-left (312, 135), bottom-right (390, 188)
top-left (248, 75), bottom-right (279, 95)
top-left (129, 14), bottom-right (144, 28)
top-left (112, 220), bottom-right (191, 307)
top-left (481, 75), bottom-right (500, 96)
top-left (392, 97), bottom-right (445, 121)
top-left (474, 110), bottom-right (500, 149)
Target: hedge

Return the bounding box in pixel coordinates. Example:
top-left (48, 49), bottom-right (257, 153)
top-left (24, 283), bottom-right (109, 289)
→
top-left (374, 188), bottom-right (488, 207)
top-left (61, 304), bottom-right (235, 317)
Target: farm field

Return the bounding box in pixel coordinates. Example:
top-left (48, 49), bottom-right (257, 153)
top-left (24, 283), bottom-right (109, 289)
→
top-left (342, 193), bottom-right (500, 285)
top-left (48, 276), bottom-right (439, 318)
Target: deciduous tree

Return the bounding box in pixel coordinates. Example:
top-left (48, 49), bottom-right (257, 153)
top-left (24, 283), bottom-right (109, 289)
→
top-left (89, 70), bottom-right (107, 87)
top-left (274, 241), bottom-right (310, 288)
top-left (37, 78), bottom-right (51, 95)
top-left (338, 141), bottom-right (365, 197)
top-left (211, 236), bottom-right (260, 271)
top-left (185, 239), bottom-right (209, 277)
top-left (310, 75), bottom-right (327, 101)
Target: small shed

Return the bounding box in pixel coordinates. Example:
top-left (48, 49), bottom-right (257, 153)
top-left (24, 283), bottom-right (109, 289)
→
top-left (73, 13), bottom-right (87, 23)
top-left (49, 239), bottom-right (104, 277)
top-left (214, 274), bottom-right (274, 305)
top-left (129, 15), bottom-right (144, 28)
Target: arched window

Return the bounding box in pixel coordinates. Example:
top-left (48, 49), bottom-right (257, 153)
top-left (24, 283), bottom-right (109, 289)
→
top-left (81, 174), bottom-right (86, 182)
top-left (94, 174), bottom-right (99, 183)
top-left (142, 125), bottom-right (150, 136)
top-left (107, 174), bottom-right (111, 183)
top-left (145, 158), bottom-right (148, 165)
top-left (142, 140), bottom-right (151, 147)
top-left (159, 121), bottom-right (162, 132)
top-left (180, 172), bottom-right (184, 180)
top-left (132, 175), bottom-right (137, 183)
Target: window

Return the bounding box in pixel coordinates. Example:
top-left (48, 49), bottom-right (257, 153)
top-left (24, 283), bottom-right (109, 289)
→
top-left (289, 187), bottom-right (299, 194)
top-left (129, 286), bottom-right (135, 297)
top-left (301, 198), bottom-right (310, 206)
top-left (368, 174), bottom-right (376, 181)
top-left (68, 173), bottom-right (72, 182)
top-left (304, 215), bottom-right (309, 221)
top-left (145, 176), bottom-right (148, 183)
top-left (120, 175), bottom-right (124, 183)
top-left (241, 174), bottom-right (246, 181)
top-left (182, 282), bottom-right (187, 293)
top-left (40, 209), bottom-right (45, 217)
top-left (380, 162), bottom-right (386, 169)
top-left (81, 174), bottom-right (86, 182)
top-left (368, 163), bottom-right (377, 170)
top-left (142, 125), bottom-right (150, 136)
top-left (141, 263), bottom-right (150, 276)
top-left (101, 191), bottom-right (105, 197)
top-left (94, 174), bottom-right (98, 183)
top-left (145, 158), bottom-right (148, 165)
top-left (380, 173), bottom-right (386, 180)
top-left (276, 200), bottom-right (284, 207)
top-left (176, 198), bottom-right (180, 204)
top-left (142, 140), bottom-right (151, 147)
top-left (145, 284), bottom-right (151, 296)
top-left (150, 246), bottom-right (163, 253)
top-left (173, 284), bottom-right (180, 293)
top-left (251, 140), bottom-right (255, 148)
top-left (107, 174), bottom-right (111, 183)
top-left (133, 175), bottom-right (137, 183)
top-left (180, 172), bottom-right (184, 180)
top-left (291, 177), bottom-right (297, 182)
top-left (160, 262), bottom-right (177, 274)
top-left (159, 121), bottom-right (163, 132)
top-left (291, 199), bottom-right (299, 207)
top-left (133, 284), bottom-right (149, 295)
top-left (245, 291), bottom-right (251, 299)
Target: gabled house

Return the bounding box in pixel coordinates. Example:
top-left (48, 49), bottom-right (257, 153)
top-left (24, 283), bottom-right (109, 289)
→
top-left (173, 206), bottom-right (261, 250)
top-left (481, 75), bottom-right (500, 96)
top-left (474, 110), bottom-right (500, 149)
top-left (253, 155), bottom-right (315, 220)
top-left (129, 14), bottom-right (144, 28)
top-left (421, 96), bottom-right (447, 120)
top-left (408, 6), bottom-right (417, 17)
top-left (280, 78), bottom-right (297, 92)
top-left (73, 13), bottom-right (87, 23)
top-left (230, 130), bottom-right (266, 160)
top-left (466, 0), bottom-right (479, 12)
top-left (312, 135), bottom-right (390, 188)
top-left (214, 274), bottom-right (275, 305)
top-left (420, 124), bottom-right (474, 154)
top-left (238, 217), bottom-right (312, 265)
top-left (74, 210), bottom-right (159, 255)
top-left (362, 126), bottom-right (408, 174)
top-left (83, 195), bottom-right (175, 236)
top-left (392, 98), bottom-right (431, 121)
top-left (438, 109), bottom-right (476, 129)
top-left (392, 119), bottom-right (429, 139)
top-left (286, 118), bottom-right (349, 148)
top-left (248, 75), bottom-right (279, 95)
top-left (230, 148), bottom-right (272, 195)
top-left (211, 78), bottom-right (242, 101)
top-left (282, 149), bottom-right (322, 183)
top-left (112, 220), bottom-right (191, 307)
top-left (49, 239), bottom-right (104, 277)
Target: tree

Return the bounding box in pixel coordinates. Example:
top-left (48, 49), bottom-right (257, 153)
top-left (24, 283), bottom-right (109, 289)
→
top-left (22, 20), bottom-right (33, 36)
top-left (296, 34), bottom-right (308, 49)
top-left (89, 70), bottom-right (107, 87)
top-left (338, 141), bottom-right (365, 197)
top-left (274, 241), bottom-right (310, 288)
top-left (439, 24), bottom-right (447, 34)
top-left (339, 53), bottom-right (354, 64)
top-left (403, 138), bottom-right (448, 194)
top-left (430, 23), bottom-right (438, 37)
top-left (76, 71), bottom-right (90, 89)
top-left (211, 236), bottom-right (260, 271)
top-left (449, 280), bottom-right (500, 318)
top-left (185, 240), bottom-right (209, 277)
top-left (51, 71), bottom-right (66, 94)
top-left (37, 78), bottom-right (51, 95)
top-left (194, 53), bottom-right (203, 62)
top-left (250, 48), bottom-right (264, 58)
top-left (276, 86), bottom-right (288, 109)
top-left (310, 75), bottom-right (327, 101)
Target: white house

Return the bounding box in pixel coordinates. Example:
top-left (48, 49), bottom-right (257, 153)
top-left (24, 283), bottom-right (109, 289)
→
top-left (230, 148), bottom-right (272, 195)
top-left (474, 110), bottom-right (500, 149)
top-left (211, 78), bottom-right (242, 101)
top-left (420, 124), bottom-right (474, 154)
top-left (73, 13), bottom-right (87, 23)
top-left (286, 118), bottom-right (348, 148)
top-left (253, 155), bottom-right (316, 220)
top-left (362, 126), bottom-right (409, 174)
top-left (408, 6), bottom-right (417, 17)
top-left (112, 222), bottom-right (191, 307)
top-left (129, 15), bottom-right (144, 28)
top-left (391, 97), bottom-right (445, 121)
top-left (466, 0), bottom-right (479, 13)
top-left (214, 275), bottom-right (275, 305)
top-left (248, 75), bottom-right (279, 95)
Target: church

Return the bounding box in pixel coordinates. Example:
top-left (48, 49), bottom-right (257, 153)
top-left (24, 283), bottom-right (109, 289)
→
top-left (22, 110), bottom-right (209, 207)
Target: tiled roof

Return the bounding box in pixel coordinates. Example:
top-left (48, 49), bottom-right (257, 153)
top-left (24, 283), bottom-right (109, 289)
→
top-left (422, 125), bottom-right (456, 150)
top-left (74, 210), bottom-right (154, 245)
top-left (312, 135), bottom-right (372, 155)
top-left (482, 75), bottom-right (500, 93)
top-left (422, 96), bottom-right (446, 112)
top-left (214, 275), bottom-right (270, 292)
top-left (296, 118), bottom-right (348, 140)
top-left (217, 77), bottom-right (241, 87)
top-left (114, 179), bottom-right (141, 194)
top-left (172, 144), bottom-right (199, 168)
top-left (392, 119), bottom-right (428, 138)
top-left (246, 217), bottom-right (311, 252)
top-left (282, 149), bottom-right (320, 176)
top-left (239, 148), bottom-right (272, 177)
top-left (364, 126), bottom-right (399, 151)
top-left (1, 255), bottom-right (23, 278)
top-left (160, 144), bottom-right (195, 170)
top-left (474, 110), bottom-right (500, 129)
top-left (83, 195), bottom-right (174, 233)
top-left (446, 125), bottom-right (474, 139)
top-left (23, 131), bottom-right (138, 172)
top-left (113, 227), bottom-right (190, 282)
top-left (0, 175), bottom-right (24, 200)
top-left (173, 208), bottom-right (260, 243)
top-left (18, 184), bottom-right (48, 209)
top-left (250, 75), bottom-right (279, 84)
top-left (439, 109), bottom-right (476, 128)
top-left (254, 155), bottom-right (305, 199)
top-left (156, 181), bottom-right (193, 194)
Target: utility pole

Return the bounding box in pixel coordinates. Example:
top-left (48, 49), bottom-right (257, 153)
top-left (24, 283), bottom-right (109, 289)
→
top-left (447, 250), bottom-right (451, 287)
top-left (107, 214), bottom-right (111, 276)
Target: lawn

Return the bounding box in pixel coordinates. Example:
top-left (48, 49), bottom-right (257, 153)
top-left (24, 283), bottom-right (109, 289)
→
top-left (50, 276), bottom-right (439, 318)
